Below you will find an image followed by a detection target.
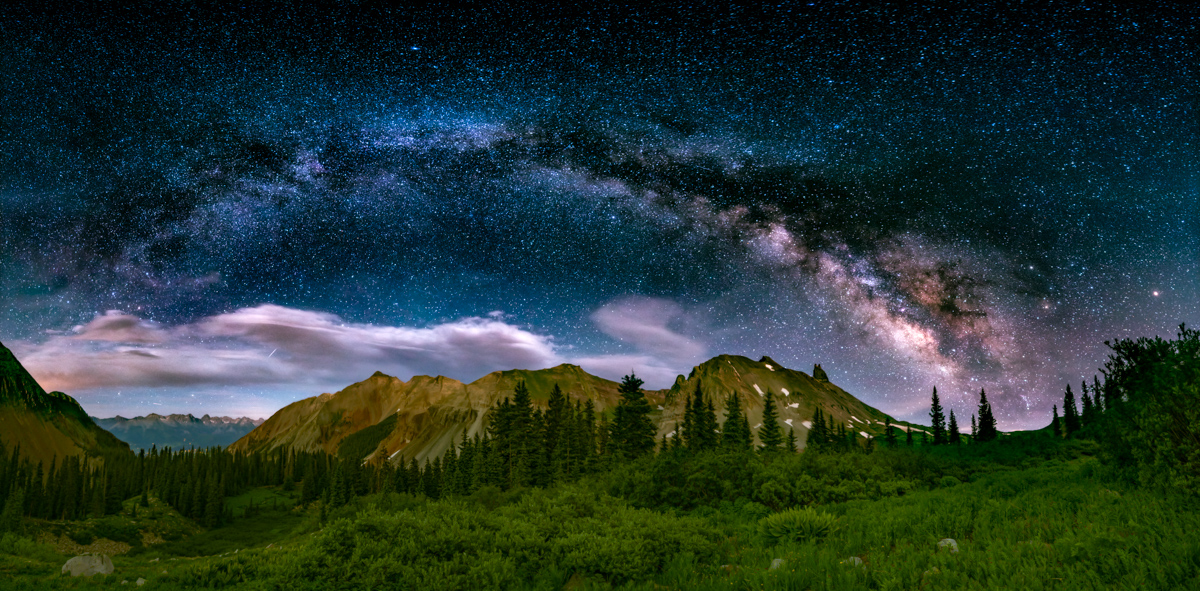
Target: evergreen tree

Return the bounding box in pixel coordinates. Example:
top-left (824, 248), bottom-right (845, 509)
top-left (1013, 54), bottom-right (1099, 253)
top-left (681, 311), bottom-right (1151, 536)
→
top-left (545, 384), bottom-right (568, 478)
top-left (1093, 376), bottom-right (1107, 414)
top-left (596, 414), bottom-right (611, 458)
top-left (0, 487), bottom-right (22, 534)
top-left (906, 426), bottom-right (914, 446)
top-left (807, 408), bottom-right (827, 452)
top-left (204, 474), bottom-right (224, 528)
top-left (721, 394), bottom-right (751, 451)
top-left (700, 396), bottom-right (720, 450)
top-left (1051, 404), bottom-right (1062, 438)
top-left (970, 415), bottom-right (977, 442)
top-left (786, 427), bottom-right (798, 453)
top-left (759, 390), bottom-right (784, 452)
top-left (1063, 384), bottom-right (1081, 436)
top-left (929, 387), bottom-right (947, 445)
top-left (1080, 381), bottom-right (1096, 427)
top-left (610, 373), bottom-right (656, 459)
top-left (948, 410), bottom-right (961, 445)
top-left (681, 384), bottom-right (698, 450)
top-left (883, 417), bottom-right (896, 447)
top-left (976, 388), bottom-right (999, 442)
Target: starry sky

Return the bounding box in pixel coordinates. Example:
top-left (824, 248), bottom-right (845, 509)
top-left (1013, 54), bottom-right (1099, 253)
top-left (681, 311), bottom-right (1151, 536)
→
top-left (0, 3), bottom-right (1195, 428)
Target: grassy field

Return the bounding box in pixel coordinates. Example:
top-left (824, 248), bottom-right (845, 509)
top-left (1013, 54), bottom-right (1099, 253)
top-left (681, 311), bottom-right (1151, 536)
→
top-left (2, 440), bottom-right (1197, 590)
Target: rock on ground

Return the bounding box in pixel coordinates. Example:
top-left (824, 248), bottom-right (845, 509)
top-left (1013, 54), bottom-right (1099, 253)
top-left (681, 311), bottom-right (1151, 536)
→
top-left (769, 558), bottom-right (785, 570)
top-left (937, 538), bottom-right (959, 553)
top-left (62, 554), bottom-right (114, 577)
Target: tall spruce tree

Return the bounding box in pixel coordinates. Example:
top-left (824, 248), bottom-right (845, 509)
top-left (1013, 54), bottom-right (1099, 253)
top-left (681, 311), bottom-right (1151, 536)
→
top-left (758, 390), bottom-right (784, 452)
top-left (948, 410), bottom-right (961, 444)
top-left (807, 408), bottom-right (827, 451)
top-left (1080, 381), bottom-right (1096, 427)
top-left (883, 417), bottom-right (897, 447)
top-left (970, 415), bottom-right (977, 442)
top-left (611, 373), bottom-right (656, 459)
top-left (976, 388), bottom-right (999, 442)
top-left (700, 396), bottom-right (720, 450)
top-left (681, 384), bottom-right (698, 450)
top-left (929, 387), bottom-right (947, 445)
top-left (786, 427), bottom-right (798, 453)
top-left (1051, 404), bottom-right (1062, 438)
top-left (1063, 384), bottom-right (1081, 436)
top-left (721, 394), bottom-right (751, 451)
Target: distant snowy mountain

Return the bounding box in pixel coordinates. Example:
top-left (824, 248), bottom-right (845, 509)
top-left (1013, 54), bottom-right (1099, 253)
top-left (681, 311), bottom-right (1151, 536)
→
top-left (92, 413), bottom-right (265, 452)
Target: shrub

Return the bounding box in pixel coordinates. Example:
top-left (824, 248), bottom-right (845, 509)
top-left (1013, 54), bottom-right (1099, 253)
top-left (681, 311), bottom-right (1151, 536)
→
top-left (759, 507), bottom-right (838, 545)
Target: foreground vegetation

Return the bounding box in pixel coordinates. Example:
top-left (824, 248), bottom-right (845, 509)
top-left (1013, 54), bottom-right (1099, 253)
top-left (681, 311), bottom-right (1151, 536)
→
top-left (1, 327), bottom-right (1198, 589)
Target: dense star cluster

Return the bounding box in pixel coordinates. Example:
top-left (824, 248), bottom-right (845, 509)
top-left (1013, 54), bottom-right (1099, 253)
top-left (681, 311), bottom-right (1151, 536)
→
top-left (0, 4), bottom-right (1195, 428)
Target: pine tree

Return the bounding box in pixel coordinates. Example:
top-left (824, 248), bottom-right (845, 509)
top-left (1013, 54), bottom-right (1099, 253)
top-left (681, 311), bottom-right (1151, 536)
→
top-left (1051, 404), bottom-right (1062, 438)
top-left (700, 396), bottom-right (720, 450)
top-left (906, 426), bottom-right (914, 446)
top-left (1080, 381), bottom-right (1096, 427)
top-left (610, 373), bottom-right (656, 459)
top-left (1094, 377), bottom-right (1108, 413)
top-left (204, 474), bottom-right (224, 528)
top-left (883, 417), bottom-right (896, 447)
top-left (0, 487), bottom-right (22, 534)
top-left (546, 383), bottom-right (568, 477)
top-left (682, 384), bottom-right (698, 451)
top-left (786, 427), bottom-right (798, 453)
top-left (970, 415), bottom-right (977, 442)
top-left (929, 387), bottom-right (947, 445)
top-left (808, 408), bottom-right (827, 452)
top-left (1093, 376), bottom-right (1107, 414)
top-left (759, 390), bottom-right (784, 452)
top-left (721, 394), bottom-right (751, 451)
top-left (976, 388), bottom-right (999, 442)
top-left (1063, 384), bottom-right (1081, 436)
top-left (948, 410), bottom-right (961, 444)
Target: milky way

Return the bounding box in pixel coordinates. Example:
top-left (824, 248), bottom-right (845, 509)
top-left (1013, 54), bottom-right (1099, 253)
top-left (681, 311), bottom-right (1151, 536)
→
top-left (0, 4), bottom-right (1195, 427)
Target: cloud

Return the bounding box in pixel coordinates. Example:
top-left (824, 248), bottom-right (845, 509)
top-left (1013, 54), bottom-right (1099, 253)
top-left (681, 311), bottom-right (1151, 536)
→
top-left (590, 296), bottom-right (707, 364)
top-left (13, 303), bottom-right (700, 400)
top-left (70, 311), bottom-right (169, 344)
top-left (196, 304), bottom-right (561, 378)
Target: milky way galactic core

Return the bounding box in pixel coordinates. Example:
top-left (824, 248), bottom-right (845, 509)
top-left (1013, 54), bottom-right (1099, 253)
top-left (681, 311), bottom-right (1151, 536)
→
top-left (0, 4), bottom-right (1195, 428)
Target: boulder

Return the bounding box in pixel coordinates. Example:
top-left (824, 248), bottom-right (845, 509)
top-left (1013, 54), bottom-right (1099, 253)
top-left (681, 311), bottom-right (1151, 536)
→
top-left (769, 558), bottom-right (785, 570)
top-left (843, 556), bottom-right (864, 567)
top-left (137, 578), bottom-right (146, 586)
top-left (937, 538), bottom-right (959, 553)
top-left (62, 554), bottom-right (114, 577)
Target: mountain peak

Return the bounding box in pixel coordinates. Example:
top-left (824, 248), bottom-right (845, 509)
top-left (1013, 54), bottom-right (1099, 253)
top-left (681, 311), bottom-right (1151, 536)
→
top-left (0, 340), bottom-right (131, 463)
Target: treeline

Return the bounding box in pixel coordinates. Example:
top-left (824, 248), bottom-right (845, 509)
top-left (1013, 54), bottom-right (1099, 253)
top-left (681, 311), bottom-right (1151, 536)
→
top-left (0, 441), bottom-right (336, 532)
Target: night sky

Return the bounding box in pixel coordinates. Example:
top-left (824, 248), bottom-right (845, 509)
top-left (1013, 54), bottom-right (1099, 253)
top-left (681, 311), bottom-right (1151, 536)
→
top-left (1, 4), bottom-right (1195, 428)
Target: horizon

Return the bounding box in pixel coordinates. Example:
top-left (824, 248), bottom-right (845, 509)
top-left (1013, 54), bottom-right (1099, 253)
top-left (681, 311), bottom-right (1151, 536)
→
top-left (2, 5), bottom-right (1195, 430)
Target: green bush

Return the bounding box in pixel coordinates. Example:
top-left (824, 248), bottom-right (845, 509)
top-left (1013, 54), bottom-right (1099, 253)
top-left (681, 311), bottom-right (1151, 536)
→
top-left (759, 507), bottom-right (838, 545)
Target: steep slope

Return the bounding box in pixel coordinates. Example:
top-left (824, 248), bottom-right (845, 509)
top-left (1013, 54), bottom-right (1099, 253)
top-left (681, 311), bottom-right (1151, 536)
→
top-left (230, 365), bottom-right (651, 463)
top-left (658, 355), bottom-right (916, 446)
top-left (0, 341), bottom-right (131, 465)
top-left (92, 414), bottom-right (264, 452)
top-left (233, 355), bottom-right (911, 463)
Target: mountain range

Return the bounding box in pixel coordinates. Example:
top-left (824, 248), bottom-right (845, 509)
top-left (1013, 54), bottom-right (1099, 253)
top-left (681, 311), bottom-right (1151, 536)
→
top-left (231, 355), bottom-right (922, 463)
top-left (0, 341), bottom-right (130, 465)
top-left (92, 414), bottom-right (265, 452)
